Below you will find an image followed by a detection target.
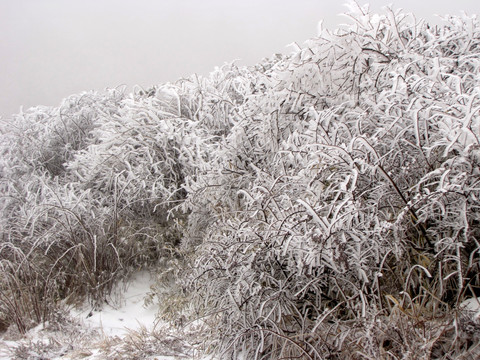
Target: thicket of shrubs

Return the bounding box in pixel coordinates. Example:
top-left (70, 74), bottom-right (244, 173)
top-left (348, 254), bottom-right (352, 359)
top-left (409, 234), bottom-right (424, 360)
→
top-left (1, 3), bottom-right (480, 358)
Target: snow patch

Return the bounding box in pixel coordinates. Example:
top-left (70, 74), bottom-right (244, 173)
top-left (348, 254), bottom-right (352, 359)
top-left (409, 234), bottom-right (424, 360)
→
top-left (71, 271), bottom-right (158, 337)
top-left (460, 296), bottom-right (480, 322)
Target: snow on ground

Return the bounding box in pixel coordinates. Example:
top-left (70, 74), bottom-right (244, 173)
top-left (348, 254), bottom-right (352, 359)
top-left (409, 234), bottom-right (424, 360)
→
top-left (71, 271), bottom-right (158, 338)
top-left (460, 296), bottom-right (480, 321)
top-left (0, 271), bottom-right (209, 359)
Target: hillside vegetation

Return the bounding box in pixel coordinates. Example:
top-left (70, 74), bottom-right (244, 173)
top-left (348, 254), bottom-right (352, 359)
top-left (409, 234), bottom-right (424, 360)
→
top-left (1, 4), bottom-right (480, 359)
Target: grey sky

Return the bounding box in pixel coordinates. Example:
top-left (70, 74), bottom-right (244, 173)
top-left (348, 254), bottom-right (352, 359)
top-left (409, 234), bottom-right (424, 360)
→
top-left (0, 0), bottom-right (479, 119)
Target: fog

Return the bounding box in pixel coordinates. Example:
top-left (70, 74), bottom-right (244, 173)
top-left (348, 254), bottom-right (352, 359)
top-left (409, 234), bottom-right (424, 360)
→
top-left (0, 0), bottom-right (479, 118)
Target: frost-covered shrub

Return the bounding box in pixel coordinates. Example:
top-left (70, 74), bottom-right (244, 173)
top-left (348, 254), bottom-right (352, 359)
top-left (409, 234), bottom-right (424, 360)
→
top-left (179, 4), bottom-right (480, 359)
top-left (0, 63), bottom-right (253, 332)
top-left (0, 89), bottom-right (125, 178)
top-left (0, 90), bottom-right (133, 329)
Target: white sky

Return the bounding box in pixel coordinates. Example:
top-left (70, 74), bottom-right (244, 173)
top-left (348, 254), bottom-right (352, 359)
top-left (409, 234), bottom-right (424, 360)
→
top-left (0, 0), bottom-right (479, 119)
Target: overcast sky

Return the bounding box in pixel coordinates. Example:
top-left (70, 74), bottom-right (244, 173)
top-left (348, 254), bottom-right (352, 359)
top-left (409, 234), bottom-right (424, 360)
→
top-left (0, 0), bottom-right (479, 119)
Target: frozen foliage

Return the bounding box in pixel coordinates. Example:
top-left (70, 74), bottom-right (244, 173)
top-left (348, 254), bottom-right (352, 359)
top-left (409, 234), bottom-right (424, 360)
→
top-left (1, 3), bottom-right (480, 359)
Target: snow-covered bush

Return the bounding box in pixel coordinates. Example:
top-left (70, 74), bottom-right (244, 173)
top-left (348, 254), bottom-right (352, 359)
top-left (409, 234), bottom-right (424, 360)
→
top-left (0, 89), bottom-right (127, 330)
top-left (0, 63), bottom-right (253, 333)
top-left (179, 4), bottom-right (480, 359)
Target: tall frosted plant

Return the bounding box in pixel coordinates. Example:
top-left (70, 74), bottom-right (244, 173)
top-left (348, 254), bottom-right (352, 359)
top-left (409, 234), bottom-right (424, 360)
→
top-left (182, 4), bottom-right (480, 359)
